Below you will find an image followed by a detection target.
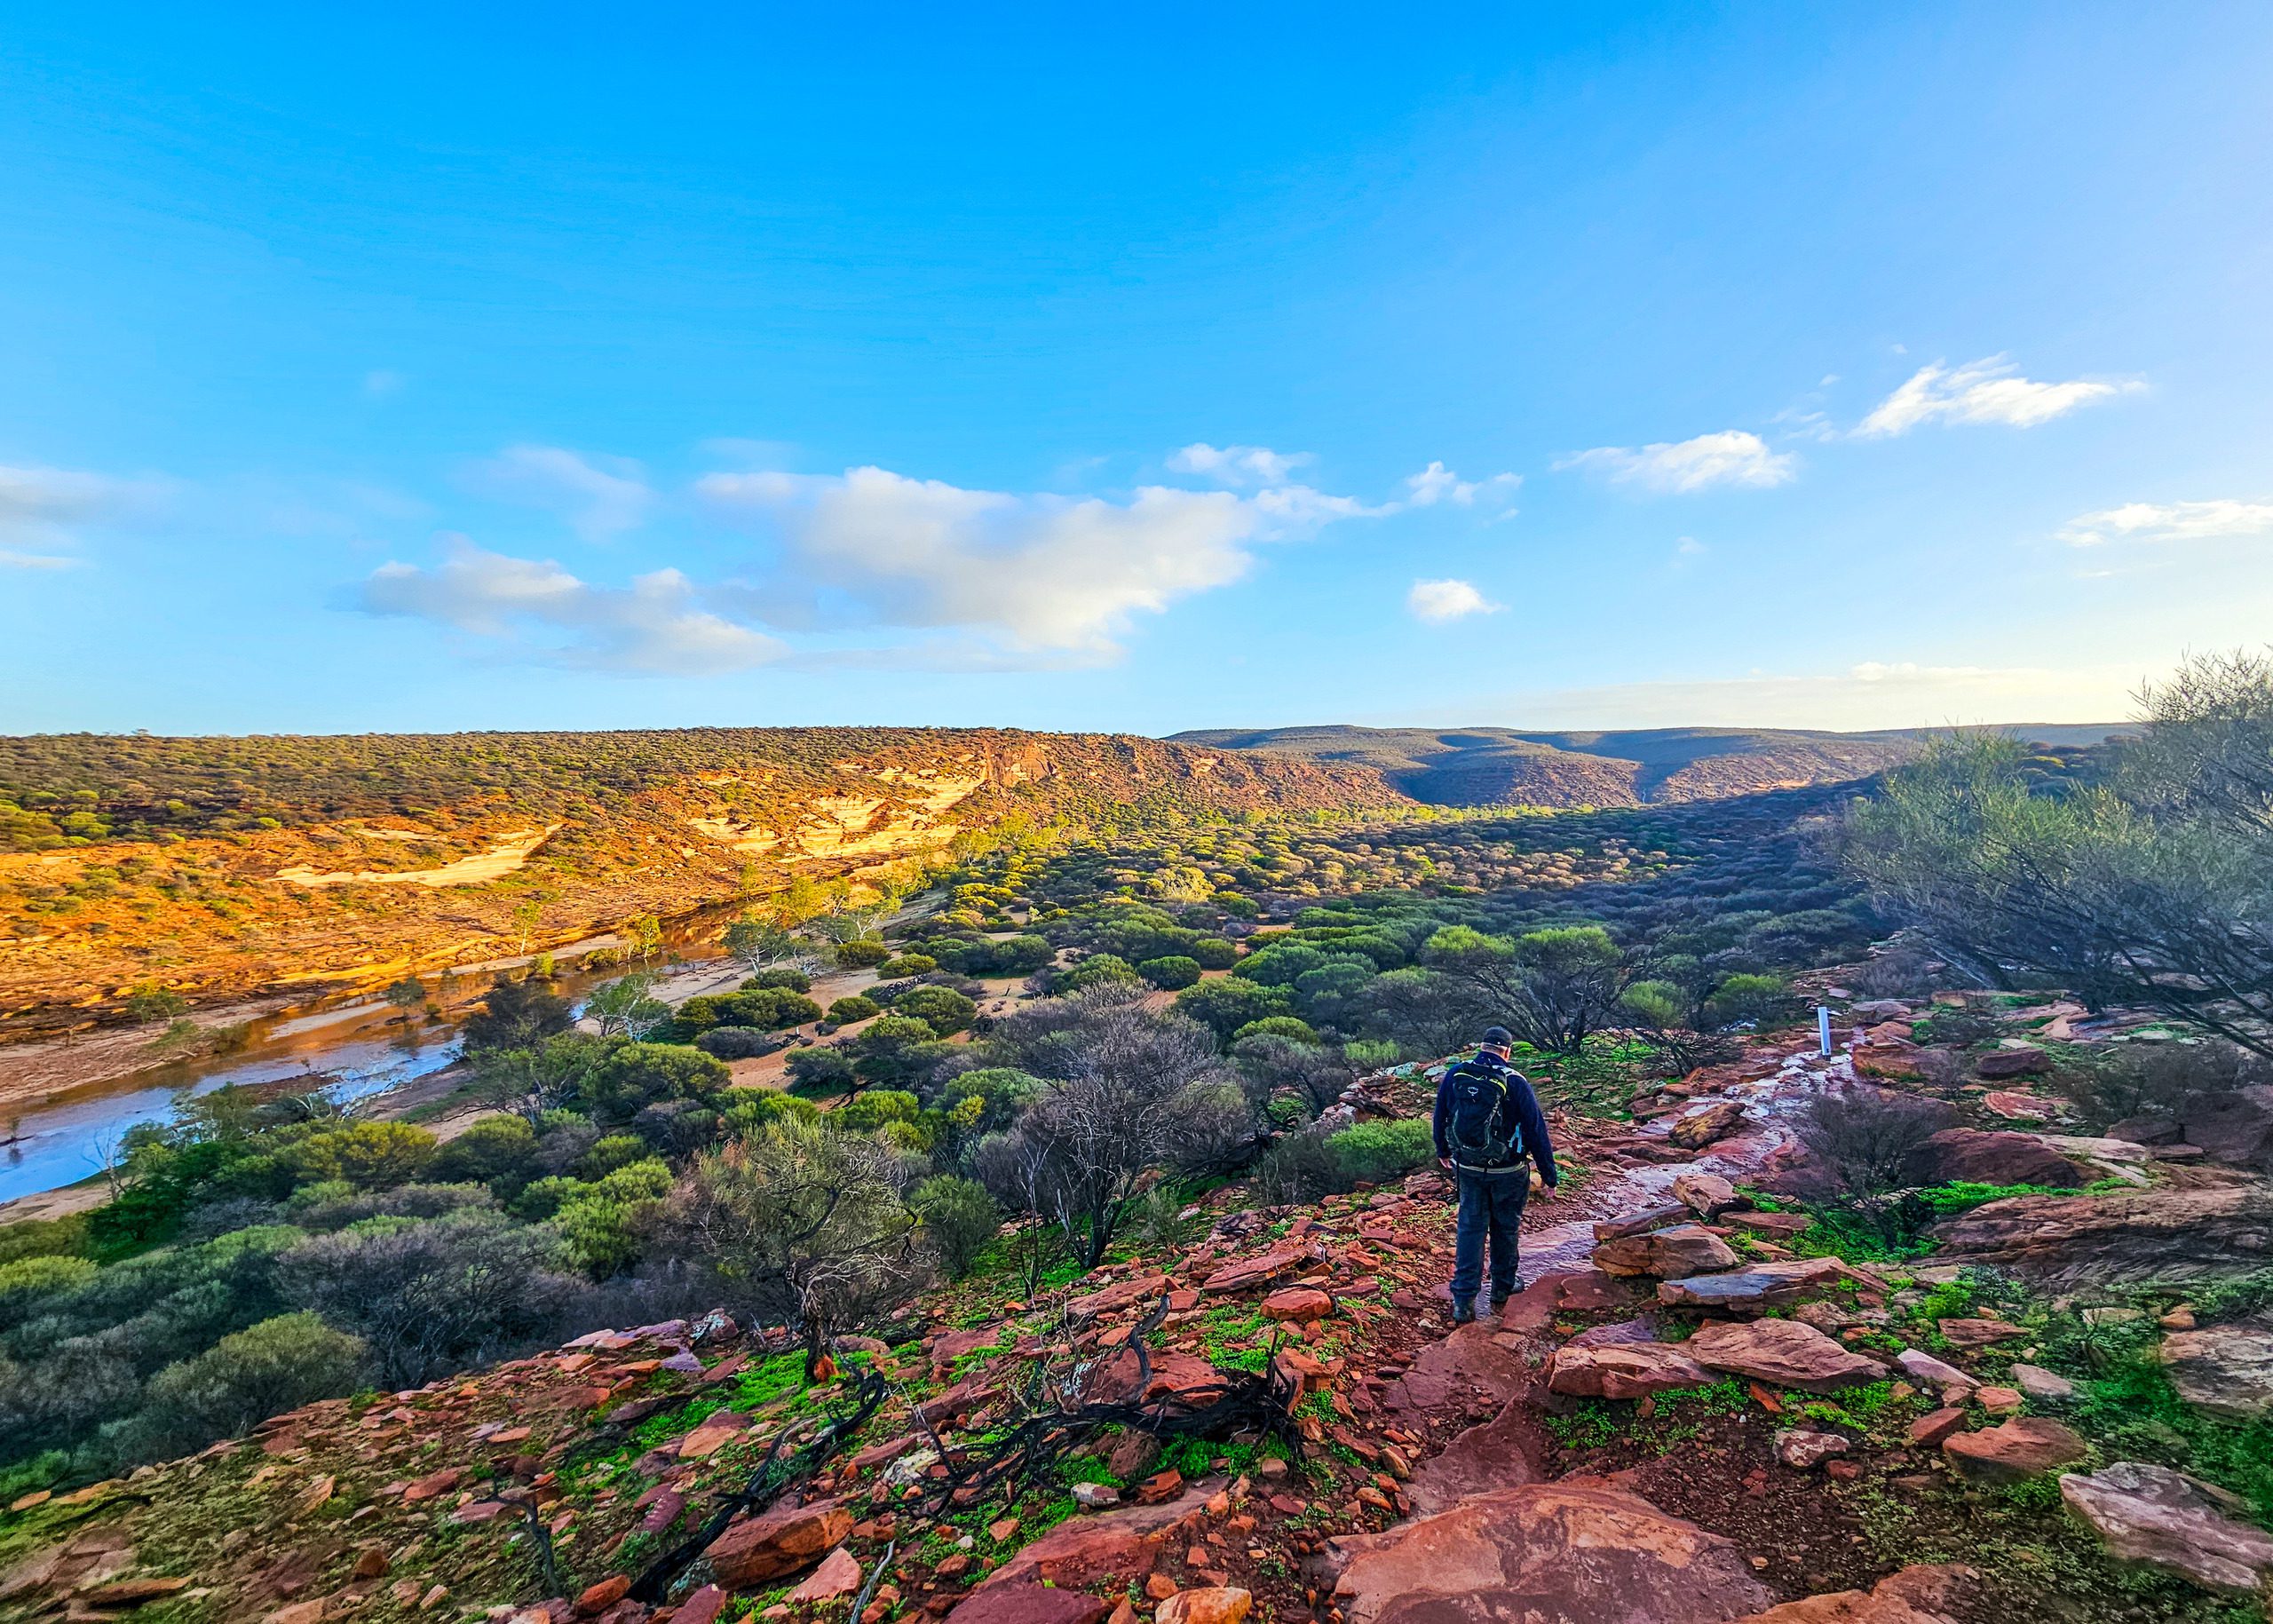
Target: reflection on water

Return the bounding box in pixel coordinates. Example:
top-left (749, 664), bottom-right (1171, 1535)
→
top-left (0, 1011), bottom-right (462, 1207)
top-left (1, 917), bottom-right (741, 1209)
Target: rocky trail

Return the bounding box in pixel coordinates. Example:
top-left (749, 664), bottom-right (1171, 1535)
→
top-left (9, 1017), bottom-right (2273, 1624)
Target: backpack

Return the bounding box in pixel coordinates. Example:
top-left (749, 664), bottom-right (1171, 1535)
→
top-left (1445, 1054), bottom-right (1524, 1166)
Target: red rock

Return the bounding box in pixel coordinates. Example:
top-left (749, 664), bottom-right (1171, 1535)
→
top-left (577, 1575), bottom-right (633, 1614)
top-left (1774, 1430), bottom-right (1852, 1470)
top-left (78, 1578), bottom-right (194, 1606)
top-left (352, 1544), bottom-right (391, 1579)
top-left (1066, 1272), bottom-right (1169, 1323)
top-left (946, 1582), bottom-right (1111, 1624)
top-left (1942, 1417), bottom-right (2087, 1482)
top-left (1156, 1588), bottom-right (1251, 1624)
top-left (1593, 1224), bottom-right (1740, 1279)
top-left (667, 1586), bottom-right (729, 1624)
top-left (1936, 1318), bottom-right (2024, 1350)
top-left (1726, 1563), bottom-right (1976, 1621)
top-left (1261, 1287), bottom-right (1334, 1321)
top-left (1686, 1319), bottom-right (1883, 1393)
top-left (704, 1498), bottom-right (853, 1586)
top-left (1976, 1046), bottom-right (2050, 1080)
top-left (929, 1328), bottom-right (1000, 1372)
top-left (1547, 1343), bottom-right (1712, 1400)
top-left (1902, 1129), bottom-right (2082, 1190)
top-left (1135, 1469), bottom-right (1184, 1505)
top-left (402, 1468), bottom-right (465, 1503)
top-left (1668, 1099), bottom-right (1746, 1149)
top-left (1906, 1409), bottom-right (1968, 1447)
top-left (1331, 1483), bottom-right (1770, 1624)
top-left (1202, 1246), bottom-right (1308, 1293)
top-left (788, 1548), bottom-right (863, 1603)
top-left (980, 1485), bottom-right (1208, 1590)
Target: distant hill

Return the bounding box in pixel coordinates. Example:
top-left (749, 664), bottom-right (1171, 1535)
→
top-left (0, 727), bottom-right (1397, 1026)
top-left (1167, 722), bottom-right (2132, 807)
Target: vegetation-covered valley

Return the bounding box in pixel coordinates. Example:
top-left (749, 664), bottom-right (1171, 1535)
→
top-left (2, 656), bottom-right (2271, 1624)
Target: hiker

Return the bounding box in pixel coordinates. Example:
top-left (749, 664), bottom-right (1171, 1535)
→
top-left (1432, 1025), bottom-right (1557, 1324)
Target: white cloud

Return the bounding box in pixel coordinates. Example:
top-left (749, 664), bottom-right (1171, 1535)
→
top-left (700, 463), bottom-right (1375, 660)
top-left (1675, 535), bottom-right (1707, 556)
top-left (2059, 499), bottom-right (2273, 548)
top-left (1406, 578), bottom-right (1501, 622)
top-left (357, 541), bottom-right (785, 675)
top-left (1167, 443), bottom-right (1313, 487)
top-left (1856, 355), bottom-right (2134, 437)
top-left (1401, 461), bottom-right (1521, 510)
top-left (0, 463), bottom-right (163, 566)
top-left (465, 444), bottom-right (655, 540)
top-left (1555, 431), bottom-right (1796, 494)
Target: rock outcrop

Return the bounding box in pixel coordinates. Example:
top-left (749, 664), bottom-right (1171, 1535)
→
top-left (1900, 1129), bottom-right (2085, 1190)
top-left (1329, 1483), bottom-right (1773, 1624)
top-left (1929, 1187), bottom-right (2273, 1284)
top-left (2158, 1322), bottom-right (2273, 1419)
top-left (1683, 1319), bottom-right (1883, 1392)
top-left (2060, 1461), bottom-right (2273, 1596)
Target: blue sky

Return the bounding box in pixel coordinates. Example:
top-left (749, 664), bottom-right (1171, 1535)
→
top-left (3, 4), bottom-right (2269, 737)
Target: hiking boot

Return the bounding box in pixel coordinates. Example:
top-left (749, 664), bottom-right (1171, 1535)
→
top-left (1489, 1291), bottom-right (1513, 1317)
top-left (1450, 1300), bottom-right (1477, 1326)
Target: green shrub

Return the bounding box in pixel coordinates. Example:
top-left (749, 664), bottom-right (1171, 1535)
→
top-left (1327, 1118), bottom-right (1436, 1184)
top-left (836, 939), bottom-right (891, 969)
top-left (786, 1046), bottom-right (859, 1097)
top-left (1057, 954), bottom-right (1140, 993)
top-left (893, 985), bottom-right (977, 1034)
top-left (1701, 973), bottom-right (1794, 1029)
top-left (1232, 1016), bottom-right (1319, 1046)
top-left (139, 1311), bottom-right (368, 1447)
top-left (1189, 938), bottom-right (1239, 970)
top-left (424, 1114), bottom-right (540, 1193)
top-left (743, 967), bottom-right (812, 993)
top-left (1174, 978), bottom-right (1295, 1042)
top-left (0, 1214), bottom-right (90, 1268)
top-left (282, 1122), bottom-right (437, 1191)
top-left (1343, 1038), bottom-right (1401, 1069)
top-left (828, 995), bottom-right (882, 1024)
top-left (876, 954), bottom-right (937, 978)
top-left (580, 1042), bottom-right (730, 1121)
top-left (1137, 955), bottom-right (1203, 990)
top-left (909, 1175), bottom-right (1001, 1279)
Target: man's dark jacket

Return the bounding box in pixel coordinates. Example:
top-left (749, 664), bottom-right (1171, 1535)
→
top-left (1432, 1052), bottom-right (1558, 1184)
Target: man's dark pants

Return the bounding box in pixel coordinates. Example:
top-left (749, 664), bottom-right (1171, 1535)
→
top-left (1450, 1165), bottom-right (1531, 1310)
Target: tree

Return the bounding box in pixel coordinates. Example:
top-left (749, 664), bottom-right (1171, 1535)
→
top-left (1138, 955), bottom-right (1203, 991)
top-left (470, 1032), bottom-right (614, 1124)
top-left (283, 1121), bottom-right (436, 1190)
top-left (585, 973), bottom-right (673, 1040)
top-left (1173, 977), bottom-right (1295, 1043)
top-left (892, 986), bottom-right (976, 1035)
top-left (1843, 675), bottom-right (2273, 1055)
top-left (724, 914), bottom-right (796, 978)
top-left (786, 1046), bottom-right (859, 1097)
top-left (579, 1042), bottom-right (730, 1123)
top-left (461, 974), bottom-right (574, 1054)
top-left (973, 1000), bottom-right (1252, 1269)
top-left (383, 978), bottom-right (427, 1013)
top-left (851, 1015), bottom-right (942, 1091)
top-left (278, 1211), bottom-right (582, 1387)
top-left (123, 984), bottom-right (188, 1025)
top-left (139, 1312), bottom-right (368, 1454)
top-left (669, 1118), bottom-right (920, 1376)
top-left (1423, 924), bottom-right (1627, 1053)
top-left (511, 899), bottom-right (544, 956)
top-left (908, 1176), bottom-right (1001, 1279)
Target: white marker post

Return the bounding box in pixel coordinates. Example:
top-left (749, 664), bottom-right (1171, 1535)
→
top-left (1817, 1004), bottom-right (1833, 1058)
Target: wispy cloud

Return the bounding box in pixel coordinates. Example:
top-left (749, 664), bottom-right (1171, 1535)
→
top-left (2059, 499), bottom-right (2273, 548)
top-left (1167, 443), bottom-right (1314, 487)
top-left (1401, 462), bottom-right (1521, 511)
top-left (1556, 431), bottom-right (1796, 494)
top-left (464, 445), bottom-right (655, 540)
top-left (1406, 578), bottom-right (1501, 622)
top-left (701, 463), bottom-right (1376, 661)
top-left (0, 463), bottom-right (166, 566)
top-left (1857, 355), bottom-right (2136, 437)
top-left (357, 540), bottom-right (785, 675)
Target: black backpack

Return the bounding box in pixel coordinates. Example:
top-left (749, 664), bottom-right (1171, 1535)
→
top-left (1445, 1054), bottom-right (1524, 1166)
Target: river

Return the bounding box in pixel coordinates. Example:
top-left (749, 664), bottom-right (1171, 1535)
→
top-left (0, 922), bottom-right (752, 1211)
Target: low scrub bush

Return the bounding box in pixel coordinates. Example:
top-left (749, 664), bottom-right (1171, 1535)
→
top-left (1326, 1118), bottom-right (1436, 1184)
